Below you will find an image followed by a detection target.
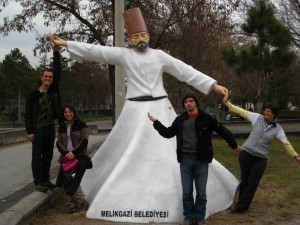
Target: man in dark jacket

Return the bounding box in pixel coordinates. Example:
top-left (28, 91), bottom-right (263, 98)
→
top-left (25, 44), bottom-right (62, 192)
top-left (148, 92), bottom-right (239, 225)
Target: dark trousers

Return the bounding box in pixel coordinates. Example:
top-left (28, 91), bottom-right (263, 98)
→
top-left (236, 151), bottom-right (267, 211)
top-left (64, 158), bottom-right (89, 196)
top-left (31, 125), bottom-right (55, 184)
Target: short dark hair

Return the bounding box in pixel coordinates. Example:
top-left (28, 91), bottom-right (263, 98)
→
top-left (61, 104), bottom-right (79, 121)
top-left (263, 102), bottom-right (280, 119)
top-left (182, 91), bottom-right (200, 108)
top-left (41, 68), bottom-right (53, 76)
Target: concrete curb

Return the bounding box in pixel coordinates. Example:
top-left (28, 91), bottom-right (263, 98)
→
top-left (0, 181), bottom-right (61, 225)
top-left (0, 125), bottom-right (100, 146)
top-left (0, 129), bottom-right (27, 145)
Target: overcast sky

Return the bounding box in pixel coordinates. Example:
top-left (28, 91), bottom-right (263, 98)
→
top-left (0, 1), bottom-right (245, 68)
top-left (0, 2), bottom-right (57, 68)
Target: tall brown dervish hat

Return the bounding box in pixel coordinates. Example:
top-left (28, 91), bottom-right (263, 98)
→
top-left (123, 8), bottom-right (148, 37)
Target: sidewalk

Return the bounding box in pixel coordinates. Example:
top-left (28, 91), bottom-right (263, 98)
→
top-left (0, 181), bottom-right (61, 225)
top-left (1, 120), bottom-right (300, 225)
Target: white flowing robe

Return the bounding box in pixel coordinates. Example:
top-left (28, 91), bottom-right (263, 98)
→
top-left (67, 42), bottom-right (239, 223)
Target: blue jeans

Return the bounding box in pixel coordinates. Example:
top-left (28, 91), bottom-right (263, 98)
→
top-left (31, 125), bottom-right (55, 184)
top-left (180, 156), bottom-right (208, 222)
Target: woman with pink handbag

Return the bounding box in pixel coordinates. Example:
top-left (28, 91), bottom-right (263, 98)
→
top-left (56, 105), bottom-right (92, 213)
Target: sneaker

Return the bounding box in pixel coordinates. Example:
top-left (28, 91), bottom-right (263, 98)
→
top-left (68, 199), bottom-right (87, 213)
top-left (196, 220), bottom-right (207, 225)
top-left (68, 201), bottom-right (86, 213)
top-left (68, 202), bottom-right (79, 213)
top-left (231, 205), bottom-right (245, 213)
top-left (35, 183), bottom-right (48, 192)
top-left (181, 219), bottom-right (195, 225)
top-left (221, 207), bottom-right (232, 214)
top-left (43, 181), bottom-right (56, 190)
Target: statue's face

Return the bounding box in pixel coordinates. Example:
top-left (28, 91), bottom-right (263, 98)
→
top-left (129, 31), bottom-right (150, 51)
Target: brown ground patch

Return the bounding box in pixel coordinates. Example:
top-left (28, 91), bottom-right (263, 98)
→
top-left (30, 191), bottom-right (300, 225)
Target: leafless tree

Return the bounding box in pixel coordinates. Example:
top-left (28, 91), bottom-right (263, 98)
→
top-left (277, 0), bottom-right (300, 49)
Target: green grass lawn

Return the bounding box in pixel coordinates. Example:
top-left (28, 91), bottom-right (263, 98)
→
top-left (213, 136), bottom-right (300, 204)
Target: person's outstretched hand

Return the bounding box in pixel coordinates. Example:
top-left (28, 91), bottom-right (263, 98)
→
top-left (233, 146), bottom-right (242, 153)
top-left (222, 98), bottom-right (229, 105)
top-left (148, 112), bottom-right (157, 122)
top-left (49, 42), bottom-right (60, 52)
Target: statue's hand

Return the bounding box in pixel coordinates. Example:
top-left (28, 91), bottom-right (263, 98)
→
top-left (212, 84), bottom-right (229, 101)
top-left (48, 35), bottom-right (67, 47)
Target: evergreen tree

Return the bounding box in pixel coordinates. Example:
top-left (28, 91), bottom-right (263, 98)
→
top-left (222, 0), bottom-right (296, 109)
top-left (0, 48), bottom-right (36, 105)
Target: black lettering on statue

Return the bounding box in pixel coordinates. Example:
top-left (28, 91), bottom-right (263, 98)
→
top-left (100, 210), bottom-right (133, 217)
top-left (100, 209), bottom-right (169, 218)
top-left (133, 210), bottom-right (169, 218)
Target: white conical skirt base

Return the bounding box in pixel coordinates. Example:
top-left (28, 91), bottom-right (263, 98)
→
top-left (81, 98), bottom-right (238, 223)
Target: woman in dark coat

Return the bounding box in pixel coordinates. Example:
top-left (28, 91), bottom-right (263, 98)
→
top-left (56, 105), bottom-right (92, 213)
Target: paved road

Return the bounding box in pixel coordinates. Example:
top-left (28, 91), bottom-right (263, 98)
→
top-left (0, 132), bottom-right (108, 214)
